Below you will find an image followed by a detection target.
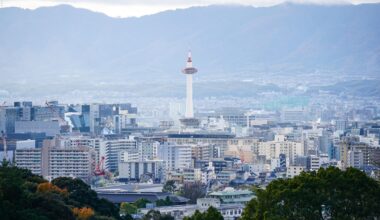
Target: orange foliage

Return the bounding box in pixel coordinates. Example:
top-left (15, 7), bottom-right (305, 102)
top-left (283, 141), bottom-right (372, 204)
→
top-left (72, 207), bottom-right (95, 220)
top-left (37, 182), bottom-right (68, 195)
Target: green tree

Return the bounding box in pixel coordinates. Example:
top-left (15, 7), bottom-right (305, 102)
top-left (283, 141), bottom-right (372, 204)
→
top-left (134, 198), bottom-right (150, 208)
top-left (0, 165), bottom-right (75, 220)
top-left (162, 180), bottom-right (176, 193)
top-left (120, 202), bottom-right (137, 215)
top-left (184, 206), bottom-right (223, 220)
top-left (0, 166), bottom-right (121, 220)
top-left (155, 196), bottom-right (173, 207)
top-left (141, 210), bottom-right (174, 220)
top-left (52, 177), bottom-right (120, 219)
top-left (241, 167), bottom-right (380, 220)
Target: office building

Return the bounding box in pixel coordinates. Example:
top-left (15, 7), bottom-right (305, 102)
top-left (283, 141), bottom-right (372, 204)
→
top-left (157, 143), bottom-right (192, 171)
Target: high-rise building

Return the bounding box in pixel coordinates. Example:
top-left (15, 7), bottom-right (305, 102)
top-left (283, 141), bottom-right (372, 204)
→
top-left (103, 138), bottom-right (137, 172)
top-left (42, 145), bottom-right (95, 182)
top-left (307, 155), bottom-right (320, 171)
top-left (15, 144), bottom-right (42, 175)
top-left (347, 149), bottom-right (364, 169)
top-left (340, 136), bottom-right (380, 170)
top-left (157, 142), bottom-right (192, 171)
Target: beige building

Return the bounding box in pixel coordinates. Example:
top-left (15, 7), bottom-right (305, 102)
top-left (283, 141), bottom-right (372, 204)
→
top-left (225, 135), bottom-right (303, 164)
top-left (43, 139), bottom-right (96, 182)
top-left (340, 137), bottom-right (380, 170)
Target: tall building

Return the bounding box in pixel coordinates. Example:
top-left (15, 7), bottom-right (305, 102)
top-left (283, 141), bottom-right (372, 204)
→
top-left (15, 145), bottom-right (42, 175)
top-left (104, 138), bottom-right (137, 172)
top-left (307, 155), bottom-right (320, 171)
top-left (157, 143), bottom-right (192, 171)
top-left (0, 107), bottom-right (18, 134)
top-left (16, 140), bottom-right (95, 182)
top-left (180, 51), bottom-right (200, 128)
top-left (340, 137), bottom-right (380, 170)
top-left (15, 121), bottom-right (60, 137)
top-left (118, 160), bottom-right (165, 182)
top-left (347, 149), bottom-right (364, 169)
top-left (42, 145), bottom-right (95, 182)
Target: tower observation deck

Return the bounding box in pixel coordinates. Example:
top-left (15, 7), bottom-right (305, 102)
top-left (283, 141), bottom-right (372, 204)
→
top-left (180, 51), bottom-right (200, 129)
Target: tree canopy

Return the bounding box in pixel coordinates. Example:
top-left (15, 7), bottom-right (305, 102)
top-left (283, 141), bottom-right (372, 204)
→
top-left (0, 163), bottom-right (121, 220)
top-left (179, 182), bottom-right (206, 204)
top-left (241, 167), bottom-right (380, 220)
top-left (183, 206), bottom-right (223, 220)
top-left (162, 180), bottom-right (176, 193)
top-left (141, 210), bottom-right (174, 220)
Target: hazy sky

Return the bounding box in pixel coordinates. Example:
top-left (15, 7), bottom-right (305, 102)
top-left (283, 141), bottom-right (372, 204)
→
top-left (2, 0), bottom-right (380, 17)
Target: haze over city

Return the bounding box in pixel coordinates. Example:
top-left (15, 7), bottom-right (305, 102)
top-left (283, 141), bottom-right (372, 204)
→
top-left (0, 1), bottom-right (380, 220)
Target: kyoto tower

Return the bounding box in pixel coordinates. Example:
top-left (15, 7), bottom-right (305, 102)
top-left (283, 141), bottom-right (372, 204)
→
top-left (182, 51), bottom-right (198, 118)
top-left (180, 51), bottom-right (200, 128)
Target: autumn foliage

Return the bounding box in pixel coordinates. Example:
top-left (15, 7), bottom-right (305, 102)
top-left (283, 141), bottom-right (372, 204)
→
top-left (37, 182), bottom-right (68, 195)
top-left (72, 207), bottom-right (95, 220)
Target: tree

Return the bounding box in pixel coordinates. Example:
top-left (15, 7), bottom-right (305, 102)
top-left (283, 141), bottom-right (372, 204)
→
top-left (0, 165), bottom-right (121, 220)
top-left (155, 196), bottom-right (173, 207)
top-left (141, 210), bottom-right (174, 220)
top-left (72, 207), bottom-right (95, 220)
top-left (162, 180), bottom-right (176, 193)
top-left (134, 198), bottom-right (150, 208)
top-left (241, 167), bottom-right (380, 220)
top-left (37, 182), bottom-right (68, 195)
top-left (179, 182), bottom-right (206, 204)
top-left (184, 207), bottom-right (223, 220)
top-left (52, 177), bottom-right (120, 219)
top-left (120, 202), bottom-right (137, 215)
top-left (0, 166), bottom-right (75, 220)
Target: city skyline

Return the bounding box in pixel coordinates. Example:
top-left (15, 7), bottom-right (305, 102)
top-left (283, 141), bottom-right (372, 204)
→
top-left (1, 1), bottom-right (380, 219)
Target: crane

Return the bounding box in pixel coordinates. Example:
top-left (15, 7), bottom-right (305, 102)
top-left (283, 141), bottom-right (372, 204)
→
top-left (94, 156), bottom-right (105, 176)
top-left (45, 101), bottom-right (70, 133)
top-left (237, 146), bottom-right (245, 163)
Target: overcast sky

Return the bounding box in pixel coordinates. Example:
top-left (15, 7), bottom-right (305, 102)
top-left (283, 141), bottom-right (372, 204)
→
top-left (2, 0), bottom-right (380, 17)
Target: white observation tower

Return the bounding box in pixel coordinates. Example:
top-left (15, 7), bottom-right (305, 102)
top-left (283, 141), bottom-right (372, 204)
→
top-left (180, 51), bottom-right (200, 128)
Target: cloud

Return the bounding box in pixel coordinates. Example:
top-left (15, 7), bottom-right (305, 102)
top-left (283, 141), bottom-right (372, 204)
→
top-left (3, 0), bottom-right (380, 17)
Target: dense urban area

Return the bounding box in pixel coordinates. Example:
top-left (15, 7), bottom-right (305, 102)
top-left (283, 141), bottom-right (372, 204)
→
top-left (1, 55), bottom-right (380, 220)
top-left (1, 2), bottom-right (380, 220)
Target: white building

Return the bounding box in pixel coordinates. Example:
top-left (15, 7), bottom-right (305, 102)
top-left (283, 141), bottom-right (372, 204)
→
top-left (15, 146), bottom-right (42, 175)
top-left (103, 138), bottom-right (137, 172)
top-left (138, 141), bottom-right (159, 160)
top-left (287, 165), bottom-right (305, 178)
top-left (307, 155), bottom-right (320, 171)
top-left (257, 135), bottom-right (304, 164)
top-left (120, 150), bottom-right (139, 162)
top-left (157, 143), bottom-right (192, 171)
top-left (183, 168), bottom-right (202, 183)
top-left (347, 149), bottom-right (364, 169)
top-left (15, 139), bottom-right (36, 149)
top-left (118, 159), bottom-right (165, 182)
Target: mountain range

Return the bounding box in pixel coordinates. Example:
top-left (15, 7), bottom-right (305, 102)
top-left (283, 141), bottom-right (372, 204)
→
top-left (0, 3), bottom-right (379, 99)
